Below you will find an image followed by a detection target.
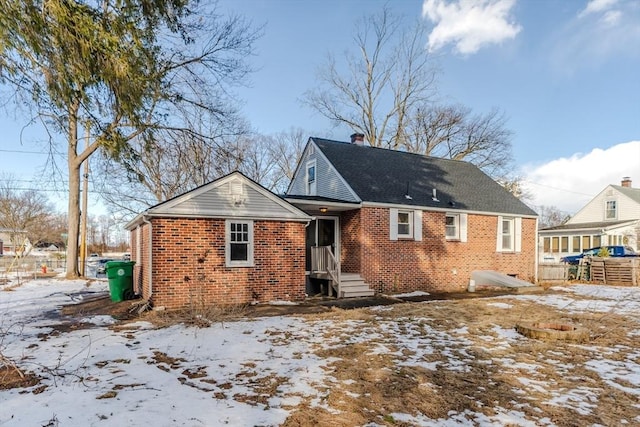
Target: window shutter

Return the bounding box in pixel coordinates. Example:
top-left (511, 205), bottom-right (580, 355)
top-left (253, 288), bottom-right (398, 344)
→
top-left (460, 213), bottom-right (468, 243)
top-left (390, 208), bottom-right (398, 241)
top-left (414, 210), bottom-right (422, 241)
top-left (496, 216), bottom-right (503, 252)
top-left (515, 217), bottom-right (522, 252)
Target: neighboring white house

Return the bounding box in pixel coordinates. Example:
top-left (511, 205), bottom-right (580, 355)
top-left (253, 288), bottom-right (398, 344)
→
top-left (0, 229), bottom-right (31, 256)
top-left (539, 177), bottom-right (640, 262)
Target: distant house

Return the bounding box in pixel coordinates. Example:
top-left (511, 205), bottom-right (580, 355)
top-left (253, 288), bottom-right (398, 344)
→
top-left (0, 229), bottom-right (29, 255)
top-left (285, 135), bottom-right (538, 297)
top-left (539, 177), bottom-right (640, 262)
top-left (125, 172), bottom-right (311, 310)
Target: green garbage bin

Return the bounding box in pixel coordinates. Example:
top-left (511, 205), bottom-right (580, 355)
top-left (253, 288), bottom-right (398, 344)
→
top-left (106, 261), bottom-right (136, 302)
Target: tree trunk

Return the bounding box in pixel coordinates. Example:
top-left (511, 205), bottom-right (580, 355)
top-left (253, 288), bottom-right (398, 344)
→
top-left (65, 105), bottom-right (81, 278)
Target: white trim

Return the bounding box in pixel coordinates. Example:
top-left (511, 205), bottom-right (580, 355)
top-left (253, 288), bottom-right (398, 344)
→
top-left (414, 210), bottom-right (423, 241)
top-left (390, 208), bottom-right (398, 241)
top-left (460, 213), bottom-right (468, 243)
top-left (515, 217), bottom-right (522, 252)
top-left (225, 219), bottom-right (254, 267)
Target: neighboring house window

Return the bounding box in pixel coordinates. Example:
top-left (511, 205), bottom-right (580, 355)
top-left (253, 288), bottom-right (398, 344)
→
top-left (445, 213), bottom-right (468, 242)
top-left (306, 160), bottom-right (316, 195)
top-left (572, 236), bottom-right (581, 252)
top-left (496, 216), bottom-right (522, 252)
top-left (605, 200), bottom-right (617, 219)
top-left (561, 236), bottom-right (568, 252)
top-left (226, 220), bottom-right (254, 267)
top-left (389, 208), bottom-right (422, 241)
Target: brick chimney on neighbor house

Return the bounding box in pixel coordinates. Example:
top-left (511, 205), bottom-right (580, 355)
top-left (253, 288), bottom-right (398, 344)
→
top-left (350, 133), bottom-right (365, 145)
top-left (621, 177), bottom-right (632, 187)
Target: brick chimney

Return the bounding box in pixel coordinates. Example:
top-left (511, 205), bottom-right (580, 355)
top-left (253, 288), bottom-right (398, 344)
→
top-left (621, 177), bottom-right (632, 187)
top-left (350, 133), bottom-right (365, 145)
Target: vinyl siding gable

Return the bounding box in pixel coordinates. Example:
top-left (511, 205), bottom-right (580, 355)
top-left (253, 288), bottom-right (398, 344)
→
top-left (148, 173), bottom-right (309, 221)
top-left (287, 140), bottom-right (360, 202)
top-left (569, 186), bottom-right (640, 224)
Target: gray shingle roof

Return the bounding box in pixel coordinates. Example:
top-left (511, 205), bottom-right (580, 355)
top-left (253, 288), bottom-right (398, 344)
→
top-left (540, 219), bottom-right (636, 232)
top-left (612, 185), bottom-right (640, 204)
top-left (312, 137), bottom-right (537, 216)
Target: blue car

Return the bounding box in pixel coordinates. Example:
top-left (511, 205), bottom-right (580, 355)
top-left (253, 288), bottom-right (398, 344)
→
top-left (561, 246), bottom-right (638, 264)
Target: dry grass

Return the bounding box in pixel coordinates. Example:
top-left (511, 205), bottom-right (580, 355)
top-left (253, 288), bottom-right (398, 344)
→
top-left (284, 293), bottom-right (640, 426)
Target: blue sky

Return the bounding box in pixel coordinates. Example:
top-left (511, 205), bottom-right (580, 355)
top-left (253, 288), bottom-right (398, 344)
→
top-left (1, 0), bottom-right (639, 215)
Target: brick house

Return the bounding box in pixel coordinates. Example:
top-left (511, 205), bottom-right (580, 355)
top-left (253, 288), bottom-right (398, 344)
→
top-left (125, 172), bottom-right (310, 309)
top-left (285, 135), bottom-right (539, 297)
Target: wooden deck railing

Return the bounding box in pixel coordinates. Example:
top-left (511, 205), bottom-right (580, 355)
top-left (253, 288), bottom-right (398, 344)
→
top-left (310, 245), bottom-right (341, 296)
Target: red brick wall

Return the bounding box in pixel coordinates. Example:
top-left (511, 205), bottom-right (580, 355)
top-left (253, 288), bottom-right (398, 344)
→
top-left (340, 207), bottom-right (536, 294)
top-left (131, 217), bottom-right (306, 310)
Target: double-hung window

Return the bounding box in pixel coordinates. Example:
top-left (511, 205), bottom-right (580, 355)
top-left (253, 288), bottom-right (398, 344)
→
top-left (446, 214), bottom-right (459, 239)
top-left (445, 213), bottom-right (468, 242)
top-left (605, 200), bottom-right (617, 219)
top-left (226, 220), bottom-right (254, 267)
top-left (496, 216), bottom-right (522, 252)
top-left (501, 217), bottom-right (514, 251)
top-left (390, 208), bottom-right (422, 241)
top-left (397, 211), bottom-right (413, 238)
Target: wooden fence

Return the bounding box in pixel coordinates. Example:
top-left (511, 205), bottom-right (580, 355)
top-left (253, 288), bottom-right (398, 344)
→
top-left (538, 258), bottom-right (639, 286)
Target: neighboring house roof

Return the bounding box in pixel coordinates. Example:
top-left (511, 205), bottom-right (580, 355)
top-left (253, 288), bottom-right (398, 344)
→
top-left (309, 138), bottom-right (537, 216)
top-left (125, 171), bottom-right (311, 230)
top-left (540, 219), bottom-right (638, 233)
top-left (612, 184), bottom-right (640, 204)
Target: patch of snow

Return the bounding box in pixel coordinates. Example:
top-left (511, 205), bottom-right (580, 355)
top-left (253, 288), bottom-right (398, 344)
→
top-left (392, 290), bottom-right (430, 298)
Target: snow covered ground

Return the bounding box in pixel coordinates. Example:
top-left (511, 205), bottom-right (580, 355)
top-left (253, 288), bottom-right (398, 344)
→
top-left (1, 278), bottom-right (639, 426)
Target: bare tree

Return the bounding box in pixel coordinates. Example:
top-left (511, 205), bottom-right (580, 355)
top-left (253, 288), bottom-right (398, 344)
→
top-left (0, 1), bottom-right (260, 277)
top-left (536, 205), bottom-right (571, 229)
top-left (304, 8), bottom-right (437, 149)
top-left (304, 8), bottom-right (515, 179)
top-left (0, 174), bottom-right (57, 255)
top-left (405, 105), bottom-right (513, 178)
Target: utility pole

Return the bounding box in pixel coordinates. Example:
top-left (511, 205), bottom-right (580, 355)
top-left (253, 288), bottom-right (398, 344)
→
top-left (79, 124), bottom-right (90, 276)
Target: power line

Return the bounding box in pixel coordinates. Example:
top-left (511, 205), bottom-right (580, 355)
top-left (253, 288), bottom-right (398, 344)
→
top-left (0, 148), bottom-right (56, 155)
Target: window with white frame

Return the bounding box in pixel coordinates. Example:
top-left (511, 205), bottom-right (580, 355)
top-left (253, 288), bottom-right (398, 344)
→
top-left (226, 220), bottom-right (254, 267)
top-left (390, 208), bottom-right (422, 241)
top-left (496, 216), bottom-right (521, 252)
top-left (445, 214), bottom-right (458, 239)
top-left (501, 217), bottom-right (514, 251)
top-left (306, 160), bottom-right (316, 195)
top-left (397, 210), bottom-right (413, 237)
top-left (605, 200), bottom-right (617, 219)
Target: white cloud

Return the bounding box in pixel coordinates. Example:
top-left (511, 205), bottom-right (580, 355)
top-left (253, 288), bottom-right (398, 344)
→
top-left (422, 0), bottom-right (521, 54)
top-left (520, 141), bottom-right (640, 214)
top-left (579, 0), bottom-right (619, 18)
top-left (551, 0), bottom-right (640, 72)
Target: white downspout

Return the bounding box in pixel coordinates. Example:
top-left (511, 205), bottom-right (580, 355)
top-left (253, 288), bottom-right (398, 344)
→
top-left (142, 215), bottom-right (153, 298)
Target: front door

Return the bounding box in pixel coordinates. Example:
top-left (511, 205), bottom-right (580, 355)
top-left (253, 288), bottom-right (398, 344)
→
top-left (306, 217), bottom-right (339, 271)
